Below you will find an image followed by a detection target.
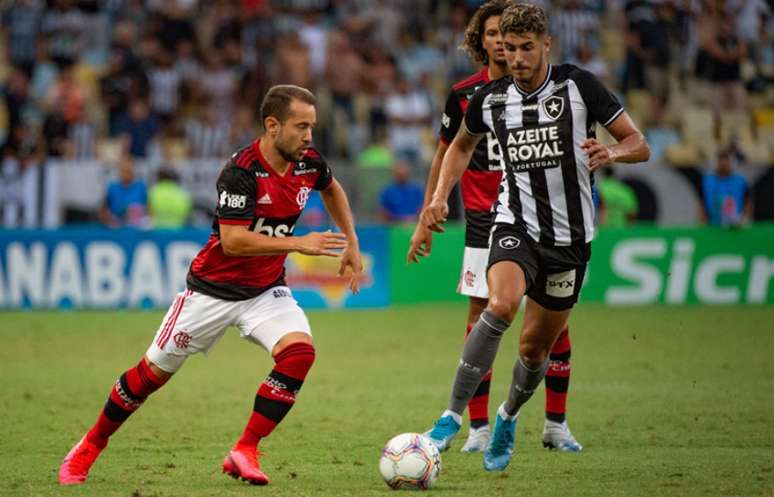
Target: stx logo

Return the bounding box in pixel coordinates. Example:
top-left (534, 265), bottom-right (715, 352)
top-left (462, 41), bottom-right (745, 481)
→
top-left (219, 191), bottom-right (247, 209)
top-left (546, 270), bottom-right (576, 298)
top-left (464, 270), bottom-right (476, 287)
top-left (173, 331), bottom-right (192, 349)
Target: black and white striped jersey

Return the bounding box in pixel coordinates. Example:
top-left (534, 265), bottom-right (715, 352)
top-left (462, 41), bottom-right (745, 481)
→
top-left (464, 64), bottom-right (624, 247)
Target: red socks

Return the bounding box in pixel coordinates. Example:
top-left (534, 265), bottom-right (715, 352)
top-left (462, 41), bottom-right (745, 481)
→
top-left (237, 342), bottom-right (316, 447)
top-left (87, 358), bottom-right (169, 448)
top-left (545, 326), bottom-right (572, 423)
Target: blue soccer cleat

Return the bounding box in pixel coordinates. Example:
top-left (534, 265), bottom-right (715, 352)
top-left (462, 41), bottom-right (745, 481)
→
top-left (425, 412), bottom-right (461, 452)
top-left (483, 405), bottom-right (517, 471)
top-left (542, 420), bottom-right (583, 452)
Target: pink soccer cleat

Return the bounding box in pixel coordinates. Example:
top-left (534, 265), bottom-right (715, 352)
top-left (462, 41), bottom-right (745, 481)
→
top-left (58, 436), bottom-right (104, 485)
top-left (222, 444), bottom-right (270, 485)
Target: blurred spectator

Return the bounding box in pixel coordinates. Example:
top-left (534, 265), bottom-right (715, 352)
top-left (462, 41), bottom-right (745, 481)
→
top-left (229, 108), bottom-right (259, 152)
top-left (553, 0), bottom-right (600, 63)
top-left (385, 76), bottom-right (432, 164)
top-left (361, 46), bottom-right (397, 139)
top-left (101, 155), bottom-right (148, 227)
top-left (184, 99), bottom-right (230, 158)
top-left (2, 69), bottom-right (33, 150)
top-left (271, 31), bottom-right (313, 89)
top-left (148, 168), bottom-right (191, 228)
top-left (173, 39), bottom-right (202, 84)
top-left (148, 49), bottom-right (182, 121)
top-left (378, 160), bottom-right (424, 223)
top-left (703, 12), bottom-right (747, 115)
top-left (641, 1), bottom-right (674, 124)
top-left (100, 44), bottom-right (145, 135)
top-left (325, 30), bottom-right (364, 157)
top-left (65, 113), bottom-right (97, 159)
top-left (621, 0), bottom-right (655, 93)
top-left (114, 98), bottom-right (160, 158)
top-left (575, 41), bottom-right (609, 84)
top-left (358, 133), bottom-right (395, 170)
top-left (199, 52), bottom-right (237, 124)
top-left (2, 0), bottom-right (44, 73)
top-left (700, 149), bottom-right (751, 227)
top-left (30, 38), bottom-right (59, 104)
top-left (598, 168), bottom-right (638, 227)
top-left (41, 0), bottom-right (84, 67)
top-left (727, 0), bottom-right (771, 85)
top-left (299, 12), bottom-right (328, 79)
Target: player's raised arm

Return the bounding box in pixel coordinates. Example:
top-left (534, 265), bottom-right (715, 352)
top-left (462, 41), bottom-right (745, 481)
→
top-left (421, 124), bottom-right (484, 233)
top-left (319, 177), bottom-right (363, 293)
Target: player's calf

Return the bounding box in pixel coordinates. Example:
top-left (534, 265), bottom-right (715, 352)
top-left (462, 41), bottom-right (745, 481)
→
top-left (58, 357), bottom-right (170, 485)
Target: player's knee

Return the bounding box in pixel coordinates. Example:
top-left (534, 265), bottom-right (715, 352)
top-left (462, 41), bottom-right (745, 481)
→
top-left (519, 342), bottom-right (548, 368)
top-left (274, 340), bottom-right (316, 367)
top-left (487, 295), bottom-right (520, 322)
top-left (144, 356), bottom-right (174, 382)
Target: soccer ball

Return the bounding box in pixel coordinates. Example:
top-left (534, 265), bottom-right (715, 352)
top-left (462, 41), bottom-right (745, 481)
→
top-left (379, 433), bottom-right (441, 490)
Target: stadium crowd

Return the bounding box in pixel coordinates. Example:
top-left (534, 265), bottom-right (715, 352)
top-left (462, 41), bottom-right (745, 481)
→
top-left (0, 0), bottom-right (772, 226)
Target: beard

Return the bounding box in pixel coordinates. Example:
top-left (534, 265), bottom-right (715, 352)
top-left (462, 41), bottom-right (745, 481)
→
top-left (275, 137), bottom-right (306, 162)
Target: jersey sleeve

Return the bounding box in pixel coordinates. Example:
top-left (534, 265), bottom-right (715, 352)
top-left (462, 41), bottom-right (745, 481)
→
top-left (574, 69), bottom-right (624, 127)
top-left (216, 166), bottom-right (256, 225)
top-left (438, 89), bottom-right (464, 144)
top-left (463, 88), bottom-right (489, 136)
top-left (312, 154), bottom-right (334, 191)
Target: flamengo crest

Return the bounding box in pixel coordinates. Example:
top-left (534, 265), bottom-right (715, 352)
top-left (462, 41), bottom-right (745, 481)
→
top-left (542, 95), bottom-right (564, 121)
top-left (297, 186), bottom-right (311, 208)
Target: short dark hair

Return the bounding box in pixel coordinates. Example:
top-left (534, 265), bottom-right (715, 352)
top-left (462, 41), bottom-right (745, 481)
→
top-left (259, 85), bottom-right (316, 128)
top-left (500, 3), bottom-right (548, 37)
top-left (461, 0), bottom-right (513, 65)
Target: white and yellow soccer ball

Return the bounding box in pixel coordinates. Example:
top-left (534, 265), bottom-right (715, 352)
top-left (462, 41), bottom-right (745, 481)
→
top-left (379, 433), bottom-right (442, 490)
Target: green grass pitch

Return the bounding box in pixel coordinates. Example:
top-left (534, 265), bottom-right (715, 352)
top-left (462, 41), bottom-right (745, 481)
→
top-left (1, 304), bottom-right (773, 497)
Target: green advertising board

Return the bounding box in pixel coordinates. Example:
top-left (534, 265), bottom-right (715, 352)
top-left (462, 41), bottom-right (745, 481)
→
top-left (390, 224), bottom-right (774, 305)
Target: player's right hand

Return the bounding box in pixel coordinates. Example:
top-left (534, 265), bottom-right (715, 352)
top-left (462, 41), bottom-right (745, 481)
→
top-left (421, 199), bottom-right (449, 233)
top-left (297, 230), bottom-right (348, 257)
top-left (407, 224), bottom-right (433, 264)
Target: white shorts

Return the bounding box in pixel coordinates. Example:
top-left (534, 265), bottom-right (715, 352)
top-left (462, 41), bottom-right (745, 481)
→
top-left (457, 247), bottom-right (491, 299)
top-left (146, 286), bottom-right (311, 373)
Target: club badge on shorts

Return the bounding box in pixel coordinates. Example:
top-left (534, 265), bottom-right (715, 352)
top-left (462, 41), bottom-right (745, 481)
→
top-left (498, 236), bottom-right (520, 250)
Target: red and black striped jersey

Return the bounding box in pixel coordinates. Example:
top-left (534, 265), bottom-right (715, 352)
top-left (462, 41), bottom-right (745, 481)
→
top-left (187, 139), bottom-right (333, 300)
top-left (439, 68), bottom-right (504, 218)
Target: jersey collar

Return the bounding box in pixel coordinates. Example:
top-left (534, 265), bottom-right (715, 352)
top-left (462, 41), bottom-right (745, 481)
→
top-left (513, 64), bottom-right (552, 100)
top-left (253, 138), bottom-right (294, 178)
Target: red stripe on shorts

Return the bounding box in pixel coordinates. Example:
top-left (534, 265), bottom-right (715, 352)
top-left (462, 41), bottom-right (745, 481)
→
top-left (157, 290), bottom-right (190, 349)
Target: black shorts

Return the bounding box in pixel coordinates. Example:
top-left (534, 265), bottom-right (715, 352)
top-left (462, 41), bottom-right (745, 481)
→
top-left (487, 223), bottom-right (590, 311)
top-left (464, 210), bottom-right (494, 249)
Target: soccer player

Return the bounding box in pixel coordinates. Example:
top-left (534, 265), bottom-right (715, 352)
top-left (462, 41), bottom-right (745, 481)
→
top-left (58, 85), bottom-right (363, 486)
top-left (421, 4), bottom-right (650, 471)
top-left (408, 0), bottom-right (582, 453)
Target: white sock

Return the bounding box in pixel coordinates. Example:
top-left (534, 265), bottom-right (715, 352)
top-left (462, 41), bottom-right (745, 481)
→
top-left (497, 403), bottom-right (519, 422)
top-left (441, 410), bottom-right (462, 425)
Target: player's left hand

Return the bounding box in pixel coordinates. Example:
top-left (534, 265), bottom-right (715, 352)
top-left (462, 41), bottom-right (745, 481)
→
top-left (339, 244), bottom-right (363, 294)
top-left (582, 138), bottom-right (617, 171)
